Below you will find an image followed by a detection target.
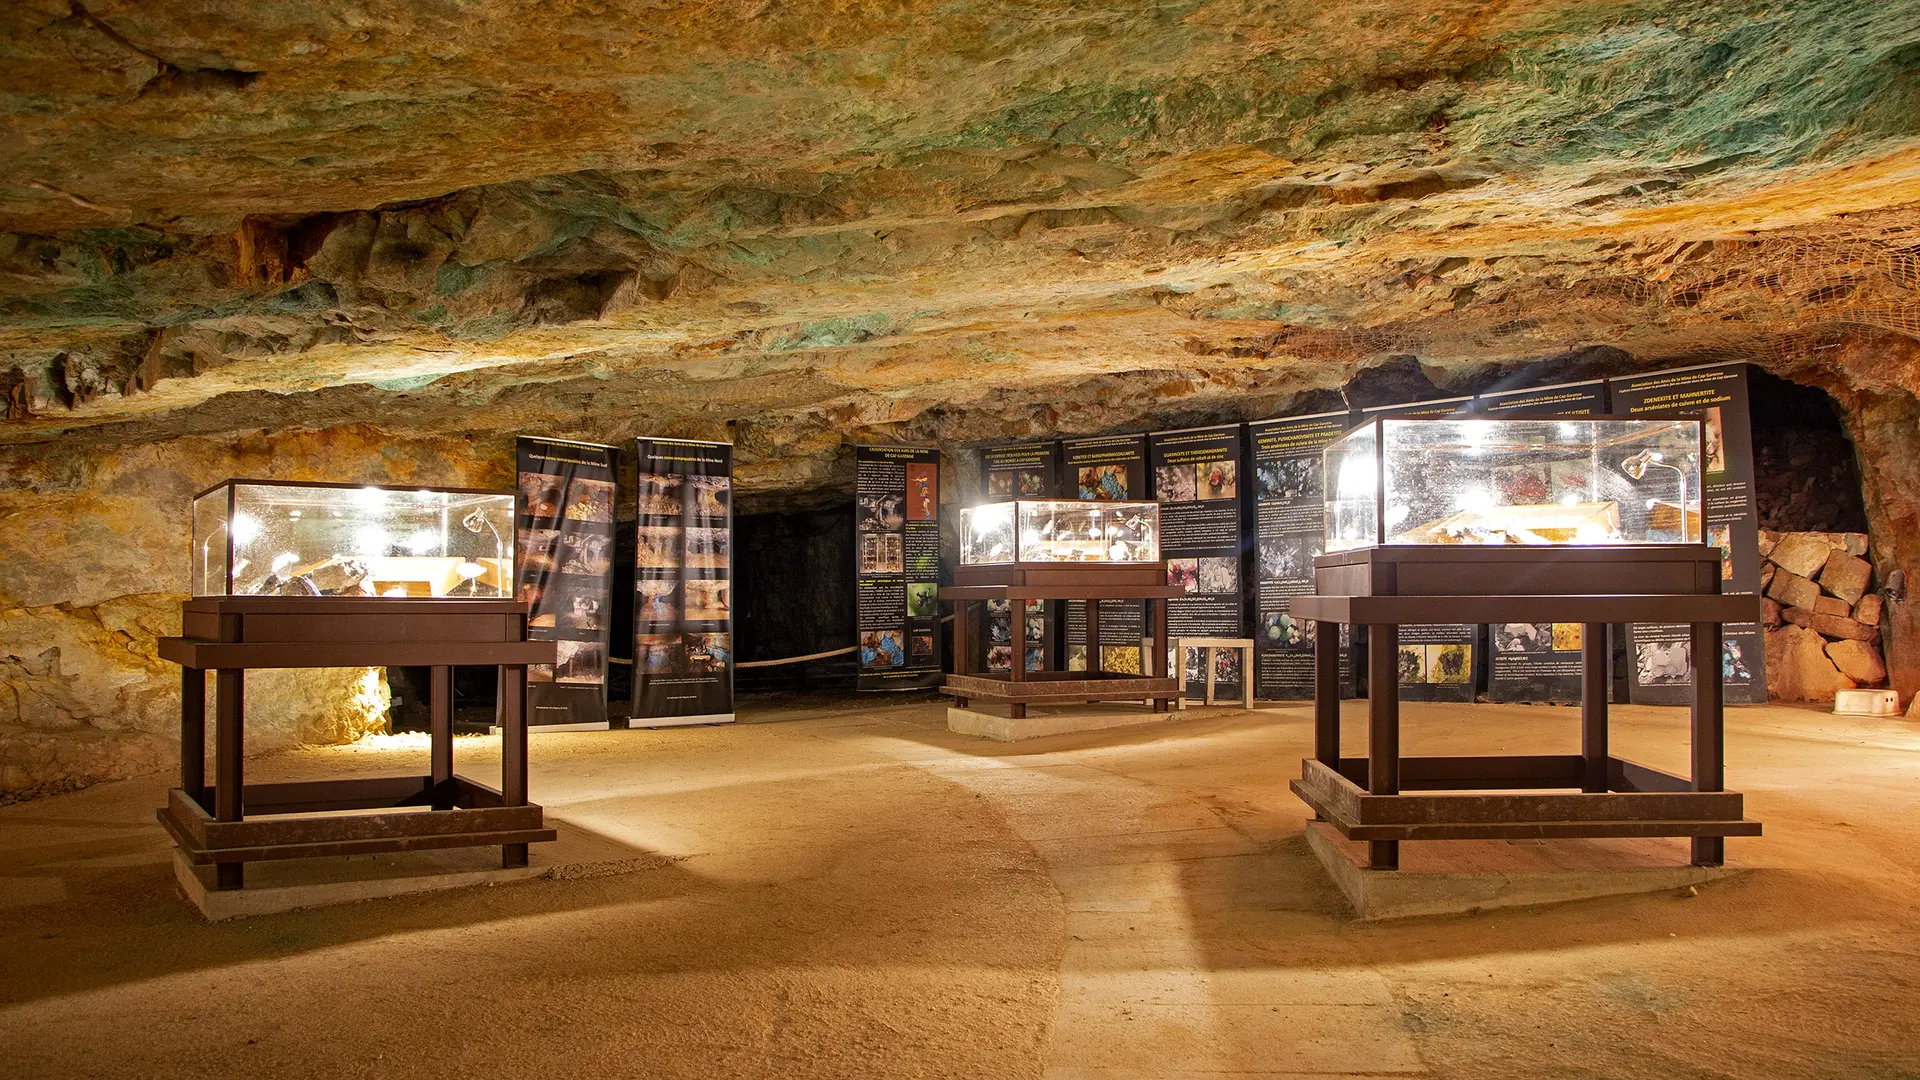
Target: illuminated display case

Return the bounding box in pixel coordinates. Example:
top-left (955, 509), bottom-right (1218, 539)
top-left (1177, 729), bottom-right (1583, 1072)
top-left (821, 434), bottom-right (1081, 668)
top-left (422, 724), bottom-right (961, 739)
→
top-left (1324, 418), bottom-right (1704, 552)
top-left (191, 480), bottom-right (515, 597)
top-left (959, 500), bottom-right (1160, 565)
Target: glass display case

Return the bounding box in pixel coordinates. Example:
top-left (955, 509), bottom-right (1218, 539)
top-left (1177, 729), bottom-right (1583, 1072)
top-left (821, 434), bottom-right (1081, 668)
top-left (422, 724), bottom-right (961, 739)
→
top-left (191, 480), bottom-right (515, 597)
top-left (959, 500), bottom-right (1160, 565)
top-left (1324, 417), bottom-right (1703, 551)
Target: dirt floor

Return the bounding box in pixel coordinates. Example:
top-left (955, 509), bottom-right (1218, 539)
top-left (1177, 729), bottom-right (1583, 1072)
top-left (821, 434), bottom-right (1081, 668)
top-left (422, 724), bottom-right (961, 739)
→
top-left (2, 696), bottom-right (1918, 1079)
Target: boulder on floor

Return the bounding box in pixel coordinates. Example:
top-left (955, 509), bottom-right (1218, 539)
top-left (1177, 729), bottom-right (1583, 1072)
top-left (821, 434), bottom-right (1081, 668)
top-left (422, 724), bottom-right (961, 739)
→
top-left (1825, 639), bottom-right (1888, 685)
top-left (1766, 624), bottom-right (1855, 702)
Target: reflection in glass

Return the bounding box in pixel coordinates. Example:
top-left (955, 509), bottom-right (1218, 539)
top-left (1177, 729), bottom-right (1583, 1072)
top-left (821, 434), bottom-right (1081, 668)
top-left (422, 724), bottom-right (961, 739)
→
top-left (1324, 418), bottom-right (1704, 550)
top-left (191, 481), bottom-right (516, 596)
top-left (959, 500), bottom-right (1160, 564)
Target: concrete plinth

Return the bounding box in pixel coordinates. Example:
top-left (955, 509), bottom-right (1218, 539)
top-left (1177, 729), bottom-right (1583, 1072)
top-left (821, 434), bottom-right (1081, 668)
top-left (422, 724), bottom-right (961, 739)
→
top-left (947, 702), bottom-right (1244, 741)
top-left (1305, 820), bottom-right (1742, 920)
top-left (173, 819), bottom-right (670, 921)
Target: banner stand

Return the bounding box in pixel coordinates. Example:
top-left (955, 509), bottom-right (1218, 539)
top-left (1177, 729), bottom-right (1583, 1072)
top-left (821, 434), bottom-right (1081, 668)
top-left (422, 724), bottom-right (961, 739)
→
top-left (515, 436), bottom-right (619, 731)
top-left (631, 438), bottom-right (736, 727)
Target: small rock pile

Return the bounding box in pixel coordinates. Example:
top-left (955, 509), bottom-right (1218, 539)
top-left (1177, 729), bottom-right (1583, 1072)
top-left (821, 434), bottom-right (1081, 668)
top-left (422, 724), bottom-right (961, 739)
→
top-left (1761, 531), bottom-right (1887, 701)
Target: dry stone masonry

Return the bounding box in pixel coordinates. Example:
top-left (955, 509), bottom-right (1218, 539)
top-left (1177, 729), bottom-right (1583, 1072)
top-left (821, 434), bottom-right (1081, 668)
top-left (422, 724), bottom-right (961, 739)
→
top-left (1761, 531), bottom-right (1889, 701)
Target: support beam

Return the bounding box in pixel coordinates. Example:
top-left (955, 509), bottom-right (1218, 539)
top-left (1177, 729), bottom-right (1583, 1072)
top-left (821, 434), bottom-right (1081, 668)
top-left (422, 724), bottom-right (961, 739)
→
top-left (502, 663), bottom-right (529, 869)
top-left (1314, 619), bottom-right (1339, 767)
top-left (1366, 625), bottom-right (1399, 871)
top-left (180, 667), bottom-right (206, 808)
top-left (214, 668), bottom-right (244, 890)
top-left (430, 665), bottom-right (454, 810)
top-left (1581, 622), bottom-right (1608, 793)
top-left (1690, 621), bottom-right (1726, 867)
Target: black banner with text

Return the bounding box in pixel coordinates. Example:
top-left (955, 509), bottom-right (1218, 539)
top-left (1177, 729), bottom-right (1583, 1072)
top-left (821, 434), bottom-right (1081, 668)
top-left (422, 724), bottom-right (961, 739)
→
top-left (631, 438), bottom-right (735, 726)
top-left (1608, 363), bottom-right (1767, 704)
top-left (1248, 410), bottom-right (1352, 700)
top-left (855, 445), bottom-right (943, 691)
top-left (515, 436), bottom-right (618, 730)
top-left (1060, 434), bottom-right (1151, 674)
top-left (979, 442), bottom-right (1062, 674)
top-left (1149, 424), bottom-right (1247, 701)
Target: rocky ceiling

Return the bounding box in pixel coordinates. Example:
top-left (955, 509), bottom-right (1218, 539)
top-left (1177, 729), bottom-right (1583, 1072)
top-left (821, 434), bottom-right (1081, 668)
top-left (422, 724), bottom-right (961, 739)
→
top-left (4, 0), bottom-right (1920, 503)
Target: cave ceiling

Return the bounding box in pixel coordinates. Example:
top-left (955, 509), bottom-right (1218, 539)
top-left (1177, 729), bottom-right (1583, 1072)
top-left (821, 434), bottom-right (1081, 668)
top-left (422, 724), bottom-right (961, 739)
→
top-left (3, 0), bottom-right (1920, 497)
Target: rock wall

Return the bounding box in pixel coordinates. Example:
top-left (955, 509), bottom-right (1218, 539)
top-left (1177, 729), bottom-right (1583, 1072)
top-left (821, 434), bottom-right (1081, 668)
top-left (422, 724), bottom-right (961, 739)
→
top-left (1760, 531), bottom-right (1889, 702)
top-left (8, 341), bottom-right (1920, 797)
top-left (0, 425), bottom-right (493, 797)
top-left (4, 1), bottom-right (1920, 794)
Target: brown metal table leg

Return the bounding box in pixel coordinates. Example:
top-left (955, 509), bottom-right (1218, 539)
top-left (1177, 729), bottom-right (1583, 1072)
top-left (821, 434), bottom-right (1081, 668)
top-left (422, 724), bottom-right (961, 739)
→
top-left (502, 663), bottom-right (529, 869)
top-left (181, 667), bottom-right (206, 809)
top-left (1367, 625), bottom-right (1400, 871)
top-left (214, 668), bottom-right (245, 890)
top-left (430, 665), bottom-right (454, 810)
top-left (1086, 600), bottom-right (1101, 674)
top-left (1581, 622), bottom-right (1609, 793)
top-left (1690, 621), bottom-right (1726, 867)
top-left (954, 599), bottom-right (971, 675)
top-left (1152, 599), bottom-right (1170, 712)
top-left (1007, 598), bottom-right (1026, 718)
top-left (1313, 619), bottom-right (1339, 768)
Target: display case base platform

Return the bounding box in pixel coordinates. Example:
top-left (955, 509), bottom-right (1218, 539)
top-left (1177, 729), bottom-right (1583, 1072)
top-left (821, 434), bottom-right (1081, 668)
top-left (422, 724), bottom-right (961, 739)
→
top-left (168, 815), bottom-right (653, 921)
top-left (947, 699), bottom-right (1246, 742)
top-left (941, 566), bottom-right (1186, 720)
top-left (1292, 545), bottom-right (1761, 873)
top-left (157, 597), bottom-right (558, 897)
top-left (1304, 821), bottom-right (1742, 920)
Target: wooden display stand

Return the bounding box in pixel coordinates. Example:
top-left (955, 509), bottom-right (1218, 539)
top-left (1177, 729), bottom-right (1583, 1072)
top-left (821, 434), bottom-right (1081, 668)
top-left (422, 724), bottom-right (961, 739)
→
top-left (1289, 545), bottom-right (1761, 871)
top-left (157, 597), bottom-right (558, 892)
top-left (941, 562), bottom-right (1185, 716)
top-left (1170, 636), bottom-right (1255, 709)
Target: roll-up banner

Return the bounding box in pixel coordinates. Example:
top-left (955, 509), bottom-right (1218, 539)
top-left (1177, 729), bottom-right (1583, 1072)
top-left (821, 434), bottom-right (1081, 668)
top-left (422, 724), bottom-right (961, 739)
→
top-left (979, 442), bottom-right (1062, 675)
top-left (1248, 410), bottom-right (1354, 700)
top-left (515, 436), bottom-right (618, 731)
top-left (631, 438), bottom-right (736, 727)
top-left (1606, 362), bottom-right (1767, 704)
top-left (1148, 424), bottom-right (1248, 702)
top-left (1475, 380), bottom-right (1607, 705)
top-left (855, 445), bottom-right (943, 691)
top-left (1361, 397), bottom-right (1480, 702)
top-left (1060, 434), bottom-right (1151, 674)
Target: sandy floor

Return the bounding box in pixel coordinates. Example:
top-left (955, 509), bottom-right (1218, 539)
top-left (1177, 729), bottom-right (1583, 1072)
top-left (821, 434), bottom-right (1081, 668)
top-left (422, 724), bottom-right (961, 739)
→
top-left (2, 696), bottom-right (1918, 1079)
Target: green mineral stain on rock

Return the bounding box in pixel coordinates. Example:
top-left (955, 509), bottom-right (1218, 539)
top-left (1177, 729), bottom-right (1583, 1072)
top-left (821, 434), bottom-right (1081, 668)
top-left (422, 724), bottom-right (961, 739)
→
top-left (768, 313), bottom-right (902, 350)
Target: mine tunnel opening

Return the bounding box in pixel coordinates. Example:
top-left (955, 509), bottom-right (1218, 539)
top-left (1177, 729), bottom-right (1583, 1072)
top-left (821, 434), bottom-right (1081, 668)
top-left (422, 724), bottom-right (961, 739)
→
top-left (732, 505), bottom-right (860, 691)
top-left (1747, 367), bottom-right (1869, 535)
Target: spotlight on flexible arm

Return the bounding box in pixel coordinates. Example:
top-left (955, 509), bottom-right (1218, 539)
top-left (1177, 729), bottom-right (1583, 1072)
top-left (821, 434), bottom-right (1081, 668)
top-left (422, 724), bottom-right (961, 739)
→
top-left (1618, 450), bottom-right (1694, 541)
top-left (461, 509), bottom-right (505, 589)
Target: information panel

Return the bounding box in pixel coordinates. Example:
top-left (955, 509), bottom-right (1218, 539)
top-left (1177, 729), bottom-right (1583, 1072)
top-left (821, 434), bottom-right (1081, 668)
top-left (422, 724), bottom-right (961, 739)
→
top-left (979, 442), bottom-right (1062, 674)
top-left (980, 441), bottom-right (1062, 501)
top-left (1362, 397), bottom-right (1479, 702)
top-left (855, 445), bottom-right (943, 691)
top-left (515, 436), bottom-right (618, 730)
top-left (1476, 380), bottom-right (1607, 705)
top-left (631, 438), bottom-right (735, 727)
top-left (1060, 434), bottom-right (1150, 674)
top-left (1248, 410), bottom-right (1352, 700)
top-left (1607, 363), bottom-right (1767, 704)
top-left (1149, 424), bottom-right (1248, 701)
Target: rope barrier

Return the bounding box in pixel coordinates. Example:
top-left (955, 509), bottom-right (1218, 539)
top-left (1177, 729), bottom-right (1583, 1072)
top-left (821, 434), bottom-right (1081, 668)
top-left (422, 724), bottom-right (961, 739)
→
top-left (734, 615), bottom-right (955, 668)
top-left (736, 645), bottom-right (856, 668)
